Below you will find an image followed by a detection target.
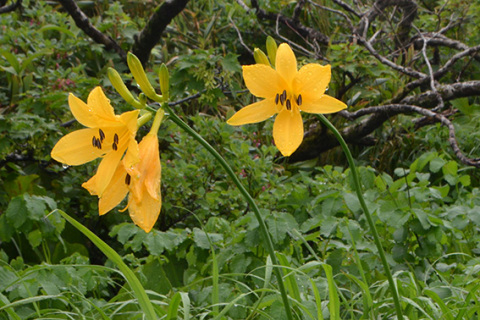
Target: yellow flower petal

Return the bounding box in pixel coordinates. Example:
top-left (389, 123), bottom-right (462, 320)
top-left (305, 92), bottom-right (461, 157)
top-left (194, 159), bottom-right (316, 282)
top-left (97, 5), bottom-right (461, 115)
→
top-left (275, 43), bottom-right (297, 85)
top-left (98, 162), bottom-right (129, 215)
top-left (119, 110), bottom-right (140, 135)
top-left (300, 94), bottom-right (347, 114)
top-left (68, 88), bottom-right (118, 128)
top-left (68, 94), bottom-right (101, 128)
top-left (294, 64), bottom-right (331, 102)
top-left (87, 87), bottom-right (117, 122)
top-left (51, 128), bottom-right (105, 165)
top-left (273, 109), bottom-right (304, 156)
top-left (128, 134), bottom-right (161, 202)
top-left (128, 193), bottom-right (161, 233)
top-left (140, 135), bottom-right (161, 201)
top-left (227, 99), bottom-right (277, 125)
top-left (242, 64), bottom-right (282, 98)
top-left (82, 147), bottom-right (124, 196)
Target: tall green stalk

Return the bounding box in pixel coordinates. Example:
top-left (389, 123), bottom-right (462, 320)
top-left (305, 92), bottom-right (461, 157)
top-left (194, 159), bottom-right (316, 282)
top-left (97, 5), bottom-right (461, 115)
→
top-left (317, 114), bottom-right (403, 319)
top-left (163, 104), bottom-right (294, 320)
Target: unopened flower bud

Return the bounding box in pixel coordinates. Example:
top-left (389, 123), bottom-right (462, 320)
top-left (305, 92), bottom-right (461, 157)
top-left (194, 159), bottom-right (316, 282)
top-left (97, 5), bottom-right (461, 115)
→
top-left (108, 68), bottom-right (143, 109)
top-left (158, 63), bottom-right (169, 101)
top-left (266, 36), bottom-right (277, 66)
top-left (254, 48), bottom-right (270, 66)
top-left (127, 52), bottom-right (163, 102)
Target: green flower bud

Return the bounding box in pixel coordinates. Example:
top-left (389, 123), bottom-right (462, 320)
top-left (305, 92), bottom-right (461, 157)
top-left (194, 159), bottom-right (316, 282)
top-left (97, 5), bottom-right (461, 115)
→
top-left (254, 48), bottom-right (270, 66)
top-left (158, 63), bottom-right (170, 101)
top-left (108, 68), bottom-right (143, 109)
top-left (127, 52), bottom-right (163, 102)
top-left (266, 36), bottom-right (277, 67)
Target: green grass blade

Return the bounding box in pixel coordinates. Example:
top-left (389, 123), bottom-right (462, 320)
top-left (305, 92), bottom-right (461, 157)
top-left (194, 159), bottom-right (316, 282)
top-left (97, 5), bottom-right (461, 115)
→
top-left (309, 279), bottom-right (324, 320)
top-left (166, 292), bottom-right (181, 320)
top-left (424, 289), bottom-right (454, 320)
top-left (322, 264), bottom-right (340, 320)
top-left (179, 292), bottom-right (191, 320)
top-left (455, 283), bottom-right (480, 320)
top-left (0, 293), bottom-right (22, 320)
top-left (54, 209), bottom-right (157, 320)
top-left (277, 253), bottom-right (301, 302)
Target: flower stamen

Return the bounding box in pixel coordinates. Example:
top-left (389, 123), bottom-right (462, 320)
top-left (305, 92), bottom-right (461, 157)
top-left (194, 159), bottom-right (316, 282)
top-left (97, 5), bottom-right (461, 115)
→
top-left (275, 93), bottom-right (279, 105)
top-left (125, 173), bottom-right (131, 185)
top-left (112, 142), bottom-right (118, 151)
top-left (92, 136), bottom-right (102, 149)
top-left (286, 99), bottom-right (292, 110)
top-left (114, 133), bottom-right (119, 145)
top-left (296, 94), bottom-right (302, 106)
top-left (279, 90), bottom-right (287, 105)
top-left (99, 129), bottom-right (105, 142)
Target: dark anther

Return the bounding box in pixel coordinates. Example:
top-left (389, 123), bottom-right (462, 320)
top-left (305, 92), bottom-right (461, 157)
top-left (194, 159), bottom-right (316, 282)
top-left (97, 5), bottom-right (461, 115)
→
top-left (99, 129), bottom-right (105, 142)
top-left (112, 142), bottom-right (118, 151)
top-left (114, 133), bottom-right (119, 145)
top-left (125, 174), bottom-right (131, 185)
top-left (297, 94), bottom-right (302, 106)
top-left (275, 93), bottom-right (279, 105)
top-left (92, 137), bottom-right (102, 149)
top-left (286, 99), bottom-right (292, 110)
top-left (280, 90), bottom-right (286, 105)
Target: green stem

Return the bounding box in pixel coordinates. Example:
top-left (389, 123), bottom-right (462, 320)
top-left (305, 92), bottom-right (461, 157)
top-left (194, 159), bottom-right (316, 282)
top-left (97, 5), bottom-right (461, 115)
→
top-left (317, 114), bottom-right (403, 319)
top-left (164, 104), bottom-right (294, 320)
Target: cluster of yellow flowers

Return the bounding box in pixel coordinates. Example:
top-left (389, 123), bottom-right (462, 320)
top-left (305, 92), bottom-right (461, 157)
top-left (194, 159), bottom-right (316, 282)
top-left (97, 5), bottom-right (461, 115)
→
top-left (51, 87), bottom-right (163, 233)
top-left (51, 42), bottom-right (346, 233)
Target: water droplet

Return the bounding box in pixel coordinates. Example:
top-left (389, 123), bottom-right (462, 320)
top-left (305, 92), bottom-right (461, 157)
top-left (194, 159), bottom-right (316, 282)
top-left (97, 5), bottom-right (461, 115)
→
top-left (325, 86), bottom-right (329, 92)
top-left (62, 164), bottom-right (69, 169)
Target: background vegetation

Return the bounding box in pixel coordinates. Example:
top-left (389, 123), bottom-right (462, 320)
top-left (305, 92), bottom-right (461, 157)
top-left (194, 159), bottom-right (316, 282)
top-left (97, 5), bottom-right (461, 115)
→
top-left (1, 0), bottom-right (480, 318)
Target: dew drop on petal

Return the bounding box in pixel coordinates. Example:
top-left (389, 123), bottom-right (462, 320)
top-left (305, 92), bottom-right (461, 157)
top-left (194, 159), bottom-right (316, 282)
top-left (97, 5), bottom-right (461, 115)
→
top-left (62, 164), bottom-right (69, 169)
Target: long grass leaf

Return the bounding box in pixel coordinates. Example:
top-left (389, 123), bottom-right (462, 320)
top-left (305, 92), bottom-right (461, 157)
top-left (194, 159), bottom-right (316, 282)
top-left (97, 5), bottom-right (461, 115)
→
top-left (55, 209), bottom-right (158, 320)
top-left (309, 278), bottom-right (324, 320)
top-left (322, 264), bottom-right (340, 320)
top-left (179, 292), bottom-right (191, 320)
top-left (166, 292), bottom-right (182, 320)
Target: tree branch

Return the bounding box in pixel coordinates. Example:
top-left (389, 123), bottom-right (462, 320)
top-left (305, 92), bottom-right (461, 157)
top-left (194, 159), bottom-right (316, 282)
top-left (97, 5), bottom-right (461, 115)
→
top-left (58, 0), bottom-right (126, 60)
top-left (0, 0), bottom-right (21, 14)
top-left (132, 0), bottom-right (190, 65)
top-left (290, 80), bottom-right (480, 164)
top-left (250, 0), bottom-right (330, 45)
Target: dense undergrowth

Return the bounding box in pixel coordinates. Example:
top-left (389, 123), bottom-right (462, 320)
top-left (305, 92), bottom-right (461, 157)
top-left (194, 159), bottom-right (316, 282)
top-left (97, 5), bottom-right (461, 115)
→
top-left (2, 0), bottom-right (480, 319)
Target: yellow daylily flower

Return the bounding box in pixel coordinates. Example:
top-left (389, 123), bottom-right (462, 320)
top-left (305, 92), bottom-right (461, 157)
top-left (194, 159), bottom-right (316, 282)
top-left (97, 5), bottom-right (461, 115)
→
top-left (126, 132), bottom-right (162, 233)
top-left (98, 111), bottom-right (163, 233)
top-left (227, 43), bottom-right (347, 156)
top-left (51, 87), bottom-right (140, 198)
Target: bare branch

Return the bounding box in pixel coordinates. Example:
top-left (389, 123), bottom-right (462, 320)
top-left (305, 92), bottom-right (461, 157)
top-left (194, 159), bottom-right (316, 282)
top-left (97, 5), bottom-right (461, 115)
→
top-left (0, 0), bottom-right (21, 14)
top-left (401, 81), bottom-right (480, 107)
top-left (58, 0), bottom-right (126, 60)
top-left (250, 0), bottom-right (330, 45)
top-left (356, 36), bottom-right (426, 79)
top-left (403, 44), bottom-right (480, 93)
top-left (292, 0), bottom-right (305, 21)
top-left (132, 0), bottom-right (190, 65)
top-left (292, 103), bottom-right (480, 167)
top-left (331, 0), bottom-right (362, 17)
top-left (343, 104), bottom-right (480, 167)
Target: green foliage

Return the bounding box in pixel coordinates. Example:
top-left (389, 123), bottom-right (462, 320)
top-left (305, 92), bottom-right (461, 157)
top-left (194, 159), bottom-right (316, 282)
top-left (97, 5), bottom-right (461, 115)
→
top-left (2, 0), bottom-right (480, 319)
